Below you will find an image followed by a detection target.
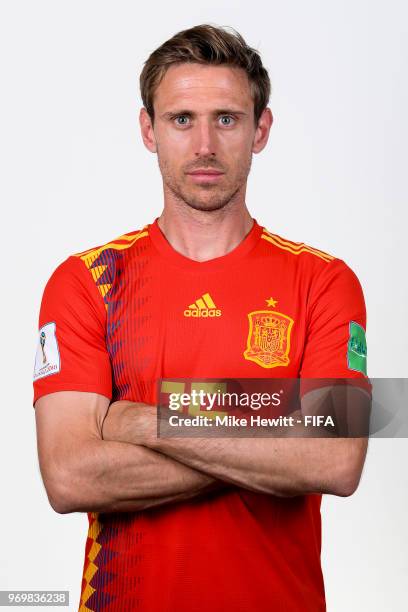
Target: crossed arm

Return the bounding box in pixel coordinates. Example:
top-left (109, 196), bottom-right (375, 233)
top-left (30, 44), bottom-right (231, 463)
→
top-left (35, 387), bottom-right (368, 515)
top-left (102, 387), bottom-right (369, 499)
top-left (35, 391), bottom-right (225, 514)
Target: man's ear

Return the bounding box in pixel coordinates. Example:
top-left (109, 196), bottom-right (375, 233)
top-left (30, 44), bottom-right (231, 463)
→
top-left (252, 107), bottom-right (273, 154)
top-left (139, 107), bottom-right (157, 153)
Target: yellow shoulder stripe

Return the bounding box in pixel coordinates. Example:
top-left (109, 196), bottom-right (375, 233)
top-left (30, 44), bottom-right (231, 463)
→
top-left (74, 226), bottom-right (149, 267)
top-left (72, 226), bottom-right (150, 310)
top-left (261, 229), bottom-right (334, 262)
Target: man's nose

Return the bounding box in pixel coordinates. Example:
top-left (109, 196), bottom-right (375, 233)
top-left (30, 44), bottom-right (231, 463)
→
top-left (193, 119), bottom-right (217, 157)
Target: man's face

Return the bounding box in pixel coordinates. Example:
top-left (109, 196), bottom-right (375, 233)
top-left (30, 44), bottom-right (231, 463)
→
top-left (142, 63), bottom-right (267, 212)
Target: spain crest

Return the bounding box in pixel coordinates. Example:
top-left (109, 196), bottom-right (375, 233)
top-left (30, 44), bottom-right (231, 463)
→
top-left (243, 310), bottom-right (294, 368)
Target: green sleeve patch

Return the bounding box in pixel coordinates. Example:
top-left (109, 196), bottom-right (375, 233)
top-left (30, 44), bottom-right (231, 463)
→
top-left (347, 321), bottom-right (367, 375)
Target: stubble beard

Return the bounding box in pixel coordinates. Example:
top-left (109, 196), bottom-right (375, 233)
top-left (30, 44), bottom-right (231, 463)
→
top-left (158, 153), bottom-right (253, 213)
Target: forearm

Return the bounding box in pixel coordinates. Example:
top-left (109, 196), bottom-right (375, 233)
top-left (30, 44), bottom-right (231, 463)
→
top-left (103, 402), bottom-right (366, 497)
top-left (52, 438), bottom-right (221, 514)
top-left (149, 435), bottom-right (366, 497)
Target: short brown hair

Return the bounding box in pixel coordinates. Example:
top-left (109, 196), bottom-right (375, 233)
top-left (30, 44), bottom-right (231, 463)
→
top-left (140, 24), bottom-right (271, 125)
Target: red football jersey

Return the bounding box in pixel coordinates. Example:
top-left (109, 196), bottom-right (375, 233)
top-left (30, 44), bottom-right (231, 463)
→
top-left (33, 218), bottom-right (369, 612)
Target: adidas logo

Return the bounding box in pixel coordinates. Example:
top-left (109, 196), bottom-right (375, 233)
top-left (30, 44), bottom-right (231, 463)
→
top-left (184, 293), bottom-right (222, 318)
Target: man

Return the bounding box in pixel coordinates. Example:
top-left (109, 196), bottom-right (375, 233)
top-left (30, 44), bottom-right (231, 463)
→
top-left (33, 24), bottom-right (370, 612)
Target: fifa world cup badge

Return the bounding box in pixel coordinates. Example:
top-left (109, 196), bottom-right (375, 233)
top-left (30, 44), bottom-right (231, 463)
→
top-left (33, 322), bottom-right (61, 381)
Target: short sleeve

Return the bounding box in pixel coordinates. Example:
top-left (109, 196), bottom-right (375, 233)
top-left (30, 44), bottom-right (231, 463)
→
top-left (299, 258), bottom-right (371, 397)
top-left (32, 255), bottom-right (112, 406)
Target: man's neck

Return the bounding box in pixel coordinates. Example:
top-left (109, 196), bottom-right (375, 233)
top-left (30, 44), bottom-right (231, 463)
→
top-left (156, 203), bottom-right (254, 263)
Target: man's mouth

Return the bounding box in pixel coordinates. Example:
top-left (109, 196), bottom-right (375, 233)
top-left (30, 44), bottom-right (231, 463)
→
top-left (187, 169), bottom-right (225, 182)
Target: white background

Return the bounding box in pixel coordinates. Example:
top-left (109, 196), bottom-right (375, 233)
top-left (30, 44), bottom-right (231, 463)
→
top-left (0, 1), bottom-right (407, 610)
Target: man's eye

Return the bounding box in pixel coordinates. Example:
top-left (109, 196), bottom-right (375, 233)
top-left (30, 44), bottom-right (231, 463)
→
top-left (219, 115), bottom-right (235, 126)
top-left (174, 116), bottom-right (190, 126)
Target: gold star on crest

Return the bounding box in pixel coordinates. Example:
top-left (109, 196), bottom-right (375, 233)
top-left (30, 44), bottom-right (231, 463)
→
top-left (266, 297), bottom-right (278, 307)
